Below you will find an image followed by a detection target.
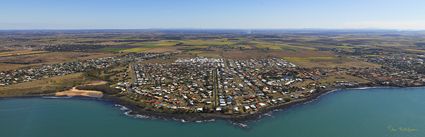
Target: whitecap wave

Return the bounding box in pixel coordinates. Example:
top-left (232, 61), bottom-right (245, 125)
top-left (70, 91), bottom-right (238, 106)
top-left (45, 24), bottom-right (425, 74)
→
top-left (114, 104), bottom-right (152, 120)
top-left (353, 87), bottom-right (372, 90)
top-left (42, 96), bottom-right (72, 99)
top-left (231, 122), bottom-right (249, 128)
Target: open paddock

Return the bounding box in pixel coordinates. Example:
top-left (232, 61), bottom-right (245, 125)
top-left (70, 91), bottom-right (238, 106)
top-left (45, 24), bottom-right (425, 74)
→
top-left (0, 52), bottom-right (115, 71)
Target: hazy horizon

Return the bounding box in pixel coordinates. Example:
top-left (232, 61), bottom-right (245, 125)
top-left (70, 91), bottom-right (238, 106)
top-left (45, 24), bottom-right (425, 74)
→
top-left (1, 0), bottom-right (424, 30)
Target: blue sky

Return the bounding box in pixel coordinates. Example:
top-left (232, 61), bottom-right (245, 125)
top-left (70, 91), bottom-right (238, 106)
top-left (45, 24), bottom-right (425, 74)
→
top-left (0, 0), bottom-right (424, 29)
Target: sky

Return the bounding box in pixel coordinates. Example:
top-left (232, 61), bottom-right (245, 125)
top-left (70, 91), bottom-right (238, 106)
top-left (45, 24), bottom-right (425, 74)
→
top-left (0, 0), bottom-right (424, 30)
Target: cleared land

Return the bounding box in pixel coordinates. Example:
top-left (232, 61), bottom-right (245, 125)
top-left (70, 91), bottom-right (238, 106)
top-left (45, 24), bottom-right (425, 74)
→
top-left (0, 73), bottom-right (88, 97)
top-left (284, 56), bottom-right (380, 68)
top-left (0, 50), bottom-right (47, 57)
top-left (0, 51), bottom-right (114, 71)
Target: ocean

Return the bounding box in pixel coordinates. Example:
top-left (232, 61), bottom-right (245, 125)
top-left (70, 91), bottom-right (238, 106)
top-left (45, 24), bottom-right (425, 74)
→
top-left (1, 87), bottom-right (424, 137)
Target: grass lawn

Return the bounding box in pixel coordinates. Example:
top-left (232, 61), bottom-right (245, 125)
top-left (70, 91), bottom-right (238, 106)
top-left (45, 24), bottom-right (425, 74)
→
top-left (319, 74), bottom-right (370, 84)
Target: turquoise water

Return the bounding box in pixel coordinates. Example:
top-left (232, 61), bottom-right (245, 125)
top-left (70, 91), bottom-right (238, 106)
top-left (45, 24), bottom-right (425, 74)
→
top-left (1, 87), bottom-right (425, 137)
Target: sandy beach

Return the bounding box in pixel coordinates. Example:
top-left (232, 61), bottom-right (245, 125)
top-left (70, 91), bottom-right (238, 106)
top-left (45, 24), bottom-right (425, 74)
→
top-left (56, 87), bottom-right (103, 98)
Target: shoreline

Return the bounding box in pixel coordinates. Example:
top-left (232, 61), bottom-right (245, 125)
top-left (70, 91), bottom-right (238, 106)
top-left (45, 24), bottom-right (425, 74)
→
top-left (1, 85), bottom-right (424, 126)
top-left (99, 84), bottom-right (425, 124)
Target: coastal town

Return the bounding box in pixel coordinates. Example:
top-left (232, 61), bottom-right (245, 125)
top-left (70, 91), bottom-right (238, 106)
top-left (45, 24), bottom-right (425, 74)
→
top-left (2, 51), bottom-right (425, 118)
top-left (2, 1), bottom-right (425, 137)
top-left (2, 30), bottom-right (425, 121)
top-left (125, 57), bottom-right (300, 114)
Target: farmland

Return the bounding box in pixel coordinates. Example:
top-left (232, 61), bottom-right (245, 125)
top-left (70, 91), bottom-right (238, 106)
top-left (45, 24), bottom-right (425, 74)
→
top-left (2, 30), bottom-right (425, 120)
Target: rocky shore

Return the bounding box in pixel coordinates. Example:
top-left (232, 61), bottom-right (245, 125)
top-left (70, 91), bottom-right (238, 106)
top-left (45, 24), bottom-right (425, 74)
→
top-left (101, 82), bottom-right (418, 124)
